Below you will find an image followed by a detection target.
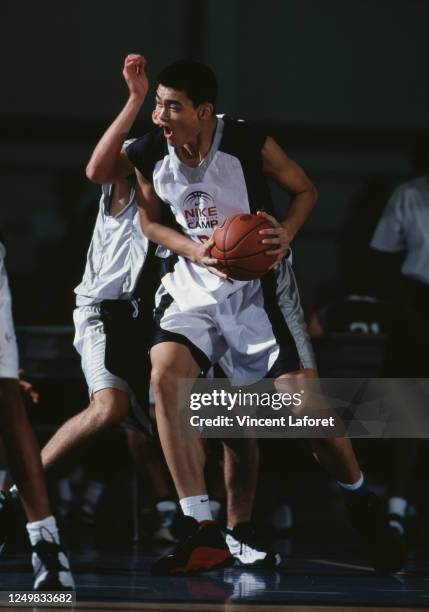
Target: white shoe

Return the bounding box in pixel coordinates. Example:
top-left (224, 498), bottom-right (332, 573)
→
top-left (226, 523), bottom-right (280, 568)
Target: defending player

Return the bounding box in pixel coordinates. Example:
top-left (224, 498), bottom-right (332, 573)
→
top-left (0, 237), bottom-right (74, 590)
top-left (86, 55), bottom-right (404, 576)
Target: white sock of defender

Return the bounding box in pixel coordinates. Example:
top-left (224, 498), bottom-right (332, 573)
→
top-left (388, 496), bottom-right (407, 535)
top-left (180, 495), bottom-right (213, 523)
top-left (337, 471), bottom-right (371, 498)
top-left (26, 515), bottom-right (74, 590)
top-left (337, 471), bottom-right (364, 491)
top-left (388, 496), bottom-right (407, 517)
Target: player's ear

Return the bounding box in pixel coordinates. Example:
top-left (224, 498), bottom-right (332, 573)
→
top-left (152, 109), bottom-right (161, 125)
top-left (198, 103), bottom-right (213, 121)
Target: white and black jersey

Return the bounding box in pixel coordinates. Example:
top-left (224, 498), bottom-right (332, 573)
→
top-left (126, 115), bottom-right (274, 310)
top-left (126, 116), bottom-right (300, 380)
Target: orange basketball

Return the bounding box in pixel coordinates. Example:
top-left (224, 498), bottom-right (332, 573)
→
top-left (211, 213), bottom-right (277, 280)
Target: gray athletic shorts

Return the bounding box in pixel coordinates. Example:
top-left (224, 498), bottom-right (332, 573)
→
top-left (273, 259), bottom-right (316, 370)
top-left (73, 305), bottom-right (129, 397)
top-left (73, 305), bottom-right (152, 433)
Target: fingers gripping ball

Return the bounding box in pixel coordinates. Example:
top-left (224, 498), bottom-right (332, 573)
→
top-left (211, 213), bottom-right (277, 280)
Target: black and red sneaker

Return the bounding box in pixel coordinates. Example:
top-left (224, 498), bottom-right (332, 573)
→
top-left (346, 492), bottom-right (407, 574)
top-left (151, 516), bottom-right (233, 576)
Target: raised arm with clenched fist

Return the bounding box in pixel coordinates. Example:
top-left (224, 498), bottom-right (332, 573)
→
top-left (122, 54), bottom-right (149, 101)
top-left (86, 53), bottom-right (149, 184)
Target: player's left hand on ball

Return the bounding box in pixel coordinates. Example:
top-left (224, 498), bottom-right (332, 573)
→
top-left (257, 210), bottom-right (292, 269)
top-left (193, 239), bottom-right (230, 280)
top-left (18, 369), bottom-right (39, 404)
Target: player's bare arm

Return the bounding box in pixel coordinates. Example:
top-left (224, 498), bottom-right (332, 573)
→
top-left (135, 170), bottom-right (228, 279)
top-left (86, 54), bottom-right (149, 184)
top-left (258, 136), bottom-right (318, 267)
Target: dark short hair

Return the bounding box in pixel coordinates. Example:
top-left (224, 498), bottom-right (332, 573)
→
top-left (157, 59), bottom-right (218, 108)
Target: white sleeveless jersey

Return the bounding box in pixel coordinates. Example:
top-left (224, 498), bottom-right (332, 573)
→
top-left (126, 116), bottom-right (273, 310)
top-left (74, 179), bottom-right (149, 306)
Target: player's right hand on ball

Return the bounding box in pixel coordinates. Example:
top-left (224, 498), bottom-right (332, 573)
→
top-left (192, 240), bottom-right (230, 280)
top-left (123, 54), bottom-right (149, 101)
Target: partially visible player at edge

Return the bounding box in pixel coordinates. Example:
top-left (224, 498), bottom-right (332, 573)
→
top-left (86, 54), bottom-right (405, 576)
top-left (0, 238), bottom-right (74, 590)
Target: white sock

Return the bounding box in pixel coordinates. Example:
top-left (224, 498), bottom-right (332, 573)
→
top-left (156, 500), bottom-right (177, 513)
top-left (26, 515), bottom-right (60, 546)
top-left (388, 496), bottom-right (407, 518)
top-left (179, 494), bottom-right (213, 522)
top-left (387, 496), bottom-right (407, 535)
top-left (337, 472), bottom-right (364, 491)
top-left (26, 515), bottom-right (74, 590)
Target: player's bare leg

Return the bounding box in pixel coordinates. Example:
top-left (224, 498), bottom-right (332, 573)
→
top-left (277, 368), bottom-right (361, 482)
top-left (310, 437), bottom-right (361, 482)
top-left (150, 343), bottom-right (206, 499)
top-left (0, 378), bottom-right (74, 590)
top-left (278, 368), bottom-right (404, 573)
top-left (126, 428), bottom-right (173, 500)
top-left (0, 379), bottom-right (50, 520)
top-left (41, 388), bottom-right (128, 470)
top-left (150, 342), bottom-right (232, 574)
top-left (126, 427), bottom-right (179, 543)
top-left (223, 438), bottom-right (259, 528)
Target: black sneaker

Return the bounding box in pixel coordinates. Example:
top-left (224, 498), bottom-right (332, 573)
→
top-left (226, 522), bottom-right (281, 568)
top-left (32, 539), bottom-right (75, 591)
top-left (0, 490), bottom-right (18, 554)
top-left (346, 492), bottom-right (407, 574)
top-left (151, 516), bottom-right (233, 575)
top-left (0, 491), bottom-right (8, 553)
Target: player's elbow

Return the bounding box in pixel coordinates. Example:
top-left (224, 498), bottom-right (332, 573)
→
top-left (85, 162), bottom-right (109, 184)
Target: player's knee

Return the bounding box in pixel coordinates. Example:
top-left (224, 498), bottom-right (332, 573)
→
top-left (150, 365), bottom-right (177, 399)
top-left (91, 390), bottom-right (128, 427)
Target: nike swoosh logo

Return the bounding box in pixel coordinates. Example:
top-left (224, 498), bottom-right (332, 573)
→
top-left (200, 498), bottom-right (209, 503)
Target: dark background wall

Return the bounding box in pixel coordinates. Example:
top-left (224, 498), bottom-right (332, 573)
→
top-left (1, 0), bottom-right (428, 322)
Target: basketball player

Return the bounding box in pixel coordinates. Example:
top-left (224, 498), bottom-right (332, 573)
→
top-left (86, 54), bottom-right (404, 576)
top-left (0, 178), bottom-right (179, 549)
top-left (371, 171), bottom-right (429, 540)
top-left (41, 174), bottom-right (152, 469)
top-left (0, 175), bottom-right (309, 568)
top-left (0, 237), bottom-right (74, 590)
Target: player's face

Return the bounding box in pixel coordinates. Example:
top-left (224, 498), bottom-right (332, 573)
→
top-left (153, 85), bottom-right (202, 146)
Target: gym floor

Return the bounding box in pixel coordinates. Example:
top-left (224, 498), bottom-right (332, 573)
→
top-left (1, 530), bottom-right (428, 611)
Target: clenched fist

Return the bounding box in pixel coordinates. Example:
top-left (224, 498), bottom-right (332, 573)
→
top-left (123, 54), bottom-right (149, 101)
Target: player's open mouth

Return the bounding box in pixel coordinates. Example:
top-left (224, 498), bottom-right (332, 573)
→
top-left (163, 126), bottom-right (173, 139)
